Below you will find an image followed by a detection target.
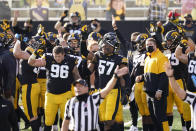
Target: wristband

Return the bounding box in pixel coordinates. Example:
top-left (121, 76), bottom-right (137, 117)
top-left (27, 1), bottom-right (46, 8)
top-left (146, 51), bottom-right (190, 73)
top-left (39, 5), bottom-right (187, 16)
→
top-left (114, 73), bottom-right (119, 79)
top-left (30, 53), bottom-right (36, 59)
top-left (168, 75), bottom-right (174, 78)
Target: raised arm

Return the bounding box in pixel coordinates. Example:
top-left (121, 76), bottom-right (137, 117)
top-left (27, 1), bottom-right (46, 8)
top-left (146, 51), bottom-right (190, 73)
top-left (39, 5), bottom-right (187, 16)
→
top-left (28, 55), bottom-right (46, 67)
top-left (72, 65), bottom-right (81, 80)
top-left (13, 40), bottom-right (30, 60)
top-left (12, 11), bottom-right (19, 27)
top-left (165, 62), bottom-right (186, 100)
top-left (175, 45), bottom-right (188, 65)
top-left (100, 66), bottom-right (129, 98)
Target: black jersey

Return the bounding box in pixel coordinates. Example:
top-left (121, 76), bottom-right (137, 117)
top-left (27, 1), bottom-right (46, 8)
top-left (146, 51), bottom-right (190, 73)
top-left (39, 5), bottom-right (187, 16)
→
top-left (45, 54), bottom-right (77, 94)
top-left (64, 47), bottom-right (89, 85)
top-left (93, 51), bottom-right (128, 89)
top-left (132, 51), bottom-right (146, 77)
top-left (165, 50), bottom-right (187, 80)
top-left (20, 47), bottom-right (37, 85)
top-left (64, 23), bottom-right (81, 34)
top-left (187, 52), bottom-right (196, 92)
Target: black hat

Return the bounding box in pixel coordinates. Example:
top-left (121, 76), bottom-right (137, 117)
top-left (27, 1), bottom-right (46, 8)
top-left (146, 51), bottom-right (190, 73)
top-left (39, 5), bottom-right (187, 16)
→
top-left (73, 79), bottom-right (88, 87)
top-left (184, 14), bottom-right (192, 19)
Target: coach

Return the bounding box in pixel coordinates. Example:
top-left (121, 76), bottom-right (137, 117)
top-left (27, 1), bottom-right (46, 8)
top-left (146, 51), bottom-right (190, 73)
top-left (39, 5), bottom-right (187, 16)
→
top-left (61, 66), bottom-right (128, 131)
top-left (136, 38), bottom-right (169, 131)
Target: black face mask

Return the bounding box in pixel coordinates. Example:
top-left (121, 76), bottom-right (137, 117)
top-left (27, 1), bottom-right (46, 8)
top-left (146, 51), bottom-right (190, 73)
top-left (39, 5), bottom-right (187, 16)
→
top-left (185, 20), bottom-right (192, 25)
top-left (146, 46), bottom-right (154, 53)
top-left (76, 93), bottom-right (89, 102)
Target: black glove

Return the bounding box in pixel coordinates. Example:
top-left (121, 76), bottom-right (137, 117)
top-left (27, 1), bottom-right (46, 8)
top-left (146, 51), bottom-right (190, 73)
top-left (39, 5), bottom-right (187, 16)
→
top-left (59, 10), bottom-right (68, 23)
top-left (81, 25), bottom-right (89, 41)
top-left (121, 86), bottom-right (128, 105)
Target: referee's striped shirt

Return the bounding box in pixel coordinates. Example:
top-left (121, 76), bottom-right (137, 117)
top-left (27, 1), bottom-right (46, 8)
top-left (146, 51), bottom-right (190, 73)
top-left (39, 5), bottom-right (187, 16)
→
top-left (183, 92), bottom-right (196, 131)
top-left (64, 92), bottom-right (101, 131)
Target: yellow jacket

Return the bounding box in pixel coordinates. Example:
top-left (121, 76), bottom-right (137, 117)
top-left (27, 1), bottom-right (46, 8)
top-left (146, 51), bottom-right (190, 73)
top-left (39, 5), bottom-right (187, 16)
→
top-left (144, 49), bottom-right (169, 97)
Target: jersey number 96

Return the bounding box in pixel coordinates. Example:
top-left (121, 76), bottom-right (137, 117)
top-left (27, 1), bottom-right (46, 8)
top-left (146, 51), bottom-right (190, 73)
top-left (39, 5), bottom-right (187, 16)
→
top-left (51, 64), bottom-right (69, 78)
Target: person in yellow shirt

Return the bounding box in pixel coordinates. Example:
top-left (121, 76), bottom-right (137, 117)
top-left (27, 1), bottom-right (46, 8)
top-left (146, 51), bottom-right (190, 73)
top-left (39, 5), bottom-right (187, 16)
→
top-left (136, 38), bottom-right (169, 131)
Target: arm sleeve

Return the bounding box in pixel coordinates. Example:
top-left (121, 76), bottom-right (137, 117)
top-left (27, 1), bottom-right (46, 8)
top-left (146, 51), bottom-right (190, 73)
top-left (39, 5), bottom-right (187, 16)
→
top-left (115, 29), bottom-right (129, 56)
top-left (80, 40), bottom-right (89, 58)
top-left (8, 101), bottom-right (19, 131)
top-left (45, 54), bottom-right (51, 70)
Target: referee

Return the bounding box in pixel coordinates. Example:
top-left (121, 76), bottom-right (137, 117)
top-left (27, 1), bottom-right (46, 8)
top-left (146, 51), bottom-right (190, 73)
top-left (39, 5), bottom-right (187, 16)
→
top-left (165, 62), bottom-right (196, 131)
top-left (61, 66), bottom-right (128, 131)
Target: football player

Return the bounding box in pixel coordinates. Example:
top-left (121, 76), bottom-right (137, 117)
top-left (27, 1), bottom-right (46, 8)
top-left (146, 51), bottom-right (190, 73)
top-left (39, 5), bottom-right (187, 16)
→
top-left (28, 45), bottom-right (81, 131)
top-left (175, 38), bottom-right (196, 131)
top-left (131, 34), bottom-right (154, 131)
top-left (13, 37), bottom-right (44, 131)
top-left (163, 30), bottom-right (187, 131)
top-left (65, 33), bottom-right (90, 86)
top-left (55, 11), bottom-right (82, 34)
top-left (157, 10), bottom-right (181, 36)
top-left (88, 32), bottom-right (128, 130)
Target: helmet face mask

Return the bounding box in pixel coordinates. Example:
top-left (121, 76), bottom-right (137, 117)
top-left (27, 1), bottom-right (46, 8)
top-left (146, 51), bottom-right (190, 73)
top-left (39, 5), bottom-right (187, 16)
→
top-left (165, 30), bottom-right (181, 50)
top-left (47, 32), bottom-right (58, 46)
top-left (70, 12), bottom-right (81, 25)
top-left (135, 33), bottom-right (148, 52)
top-left (101, 41), bottom-right (115, 55)
top-left (30, 36), bottom-right (46, 49)
top-left (67, 33), bottom-right (81, 52)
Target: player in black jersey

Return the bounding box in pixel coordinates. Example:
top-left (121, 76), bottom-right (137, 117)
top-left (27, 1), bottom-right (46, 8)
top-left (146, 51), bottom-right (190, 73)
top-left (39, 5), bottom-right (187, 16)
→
top-left (13, 37), bottom-right (45, 131)
top-left (64, 33), bottom-right (90, 87)
top-left (174, 38), bottom-right (195, 131)
top-left (88, 32), bottom-right (128, 130)
top-left (130, 33), bottom-right (154, 131)
top-left (55, 11), bottom-right (82, 35)
top-left (164, 30), bottom-right (187, 131)
top-left (28, 46), bottom-right (81, 131)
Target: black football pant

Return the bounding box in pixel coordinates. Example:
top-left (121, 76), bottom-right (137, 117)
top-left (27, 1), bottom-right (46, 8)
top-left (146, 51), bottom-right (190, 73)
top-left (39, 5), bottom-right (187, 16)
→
top-left (129, 99), bottom-right (138, 127)
top-left (148, 96), bottom-right (168, 131)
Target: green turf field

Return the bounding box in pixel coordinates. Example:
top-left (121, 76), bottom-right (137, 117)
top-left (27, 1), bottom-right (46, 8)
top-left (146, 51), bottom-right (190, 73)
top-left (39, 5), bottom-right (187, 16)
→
top-left (19, 107), bottom-right (183, 131)
top-left (123, 107), bottom-right (182, 131)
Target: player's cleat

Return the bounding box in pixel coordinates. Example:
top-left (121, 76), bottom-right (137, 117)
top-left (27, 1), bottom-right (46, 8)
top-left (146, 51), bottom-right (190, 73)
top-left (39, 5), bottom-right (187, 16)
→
top-left (129, 125), bottom-right (138, 131)
top-left (52, 125), bottom-right (58, 131)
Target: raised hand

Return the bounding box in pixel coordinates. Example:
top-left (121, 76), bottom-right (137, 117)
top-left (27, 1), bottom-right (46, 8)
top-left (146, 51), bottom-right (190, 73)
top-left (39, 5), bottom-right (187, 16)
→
top-left (114, 65), bottom-right (129, 77)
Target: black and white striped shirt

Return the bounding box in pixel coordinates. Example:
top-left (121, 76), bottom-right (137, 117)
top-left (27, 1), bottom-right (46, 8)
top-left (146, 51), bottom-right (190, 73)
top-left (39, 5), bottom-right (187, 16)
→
top-left (183, 92), bottom-right (196, 130)
top-left (64, 92), bottom-right (101, 131)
